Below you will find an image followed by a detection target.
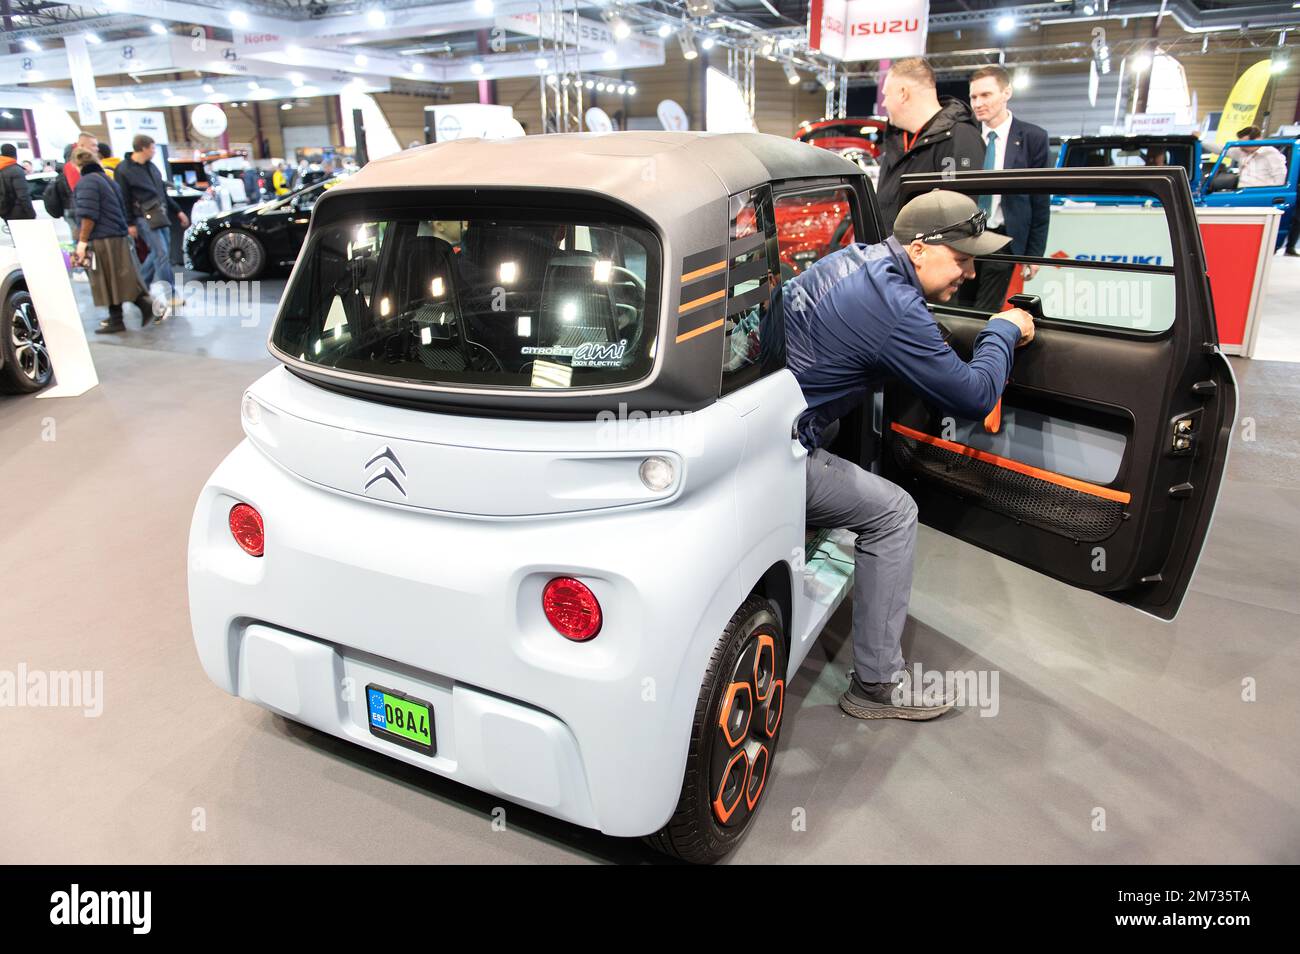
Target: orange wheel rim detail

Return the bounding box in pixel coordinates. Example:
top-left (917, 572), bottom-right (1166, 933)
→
top-left (713, 749), bottom-right (749, 824)
top-left (718, 681), bottom-right (752, 749)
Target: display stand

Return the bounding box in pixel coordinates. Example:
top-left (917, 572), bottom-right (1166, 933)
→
top-left (9, 219), bottom-right (99, 399)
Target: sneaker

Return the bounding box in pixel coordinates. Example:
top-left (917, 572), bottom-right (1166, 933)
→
top-left (839, 668), bottom-right (955, 721)
top-left (95, 318), bottom-right (126, 335)
top-left (1286, 249), bottom-right (1300, 258)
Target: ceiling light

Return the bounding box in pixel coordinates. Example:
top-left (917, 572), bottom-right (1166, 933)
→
top-left (1013, 69), bottom-right (1031, 90)
top-left (474, 0), bottom-right (494, 14)
top-left (534, 56), bottom-right (547, 69)
top-left (280, 102), bottom-right (292, 110)
top-left (470, 61), bottom-right (485, 75)
top-left (1131, 52), bottom-right (1152, 73)
top-left (23, 39), bottom-right (40, 52)
top-left (354, 53), bottom-right (369, 66)
top-left (596, 81), bottom-right (607, 92)
top-left (617, 84), bottom-right (627, 94)
top-left (202, 83), bottom-right (215, 93)
top-left (627, 85), bottom-right (637, 95)
top-left (784, 61), bottom-right (799, 85)
top-left (150, 22), bottom-right (167, 35)
top-left (658, 24), bottom-right (673, 38)
top-left (248, 81), bottom-right (260, 90)
top-left (701, 37), bottom-right (715, 50)
top-left (585, 79), bottom-right (595, 88)
top-left (162, 87), bottom-right (174, 97)
top-left (822, 73), bottom-right (835, 91)
top-left (228, 11), bottom-right (249, 28)
top-left (613, 20), bottom-right (631, 41)
top-left (679, 25), bottom-right (698, 60)
top-left (85, 33), bottom-right (102, 45)
top-left (995, 15), bottom-right (1015, 34)
top-left (602, 50), bottom-right (616, 64)
top-left (367, 9), bottom-right (386, 28)
top-left (411, 62), bottom-right (425, 74)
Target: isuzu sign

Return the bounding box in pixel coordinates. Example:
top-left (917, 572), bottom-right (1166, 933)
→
top-left (808, 0), bottom-right (929, 62)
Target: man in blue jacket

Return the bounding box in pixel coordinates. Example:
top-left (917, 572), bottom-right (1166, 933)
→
top-left (784, 190), bottom-right (1034, 720)
top-left (963, 65), bottom-right (1051, 312)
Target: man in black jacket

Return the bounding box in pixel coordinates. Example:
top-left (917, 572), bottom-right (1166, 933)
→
top-left (876, 57), bottom-right (986, 231)
top-left (115, 134), bottom-right (188, 303)
top-left (0, 143), bottom-right (36, 221)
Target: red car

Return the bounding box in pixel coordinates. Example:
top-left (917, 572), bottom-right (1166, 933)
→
top-left (795, 118), bottom-right (887, 158)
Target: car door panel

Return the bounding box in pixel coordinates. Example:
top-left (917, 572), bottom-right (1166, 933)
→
top-left (881, 167), bottom-right (1236, 619)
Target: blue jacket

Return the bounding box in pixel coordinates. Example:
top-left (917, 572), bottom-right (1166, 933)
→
top-left (72, 163), bottom-right (130, 241)
top-left (784, 237), bottom-right (1021, 450)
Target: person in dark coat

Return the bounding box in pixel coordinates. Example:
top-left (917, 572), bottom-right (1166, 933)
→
top-left (875, 57), bottom-right (987, 231)
top-left (68, 149), bottom-right (162, 334)
top-left (115, 133), bottom-right (188, 302)
top-left (0, 143), bottom-right (36, 221)
top-left (961, 64), bottom-right (1052, 312)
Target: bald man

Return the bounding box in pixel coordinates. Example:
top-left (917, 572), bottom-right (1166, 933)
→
top-left (876, 57), bottom-right (985, 229)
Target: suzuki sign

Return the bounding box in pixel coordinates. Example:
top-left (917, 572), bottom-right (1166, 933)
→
top-left (808, 0), bottom-right (929, 62)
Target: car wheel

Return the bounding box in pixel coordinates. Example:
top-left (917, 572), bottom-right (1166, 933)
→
top-left (0, 288), bottom-right (53, 395)
top-left (210, 229), bottom-right (266, 281)
top-left (648, 595), bottom-right (787, 863)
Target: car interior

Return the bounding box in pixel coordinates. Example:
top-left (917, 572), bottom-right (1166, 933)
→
top-left (277, 215), bottom-right (655, 389)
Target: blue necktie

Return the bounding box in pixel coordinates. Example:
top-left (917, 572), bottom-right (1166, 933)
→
top-left (979, 130), bottom-right (997, 214)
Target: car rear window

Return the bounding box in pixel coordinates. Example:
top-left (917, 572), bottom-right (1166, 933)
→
top-left (272, 213), bottom-right (659, 390)
top-left (1063, 142), bottom-right (1195, 179)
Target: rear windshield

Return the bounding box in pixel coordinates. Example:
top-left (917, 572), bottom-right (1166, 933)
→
top-left (1063, 142), bottom-right (1195, 179)
top-left (272, 213), bottom-right (659, 389)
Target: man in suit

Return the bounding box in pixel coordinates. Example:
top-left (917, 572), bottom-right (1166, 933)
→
top-left (963, 65), bottom-right (1051, 313)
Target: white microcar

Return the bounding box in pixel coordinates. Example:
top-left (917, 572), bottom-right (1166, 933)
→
top-left (189, 132), bottom-right (1236, 862)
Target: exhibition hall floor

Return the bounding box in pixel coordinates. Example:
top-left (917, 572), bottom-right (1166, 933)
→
top-left (2, 266), bottom-right (1297, 864)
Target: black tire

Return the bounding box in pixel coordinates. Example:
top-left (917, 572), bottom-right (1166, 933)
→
top-left (209, 229), bottom-right (266, 281)
top-left (648, 595), bottom-right (788, 863)
top-left (0, 288), bottom-right (52, 395)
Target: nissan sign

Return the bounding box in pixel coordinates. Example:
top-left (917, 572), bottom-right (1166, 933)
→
top-left (809, 0), bottom-right (929, 62)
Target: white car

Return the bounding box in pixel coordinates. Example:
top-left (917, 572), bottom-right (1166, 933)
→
top-left (188, 132), bottom-right (1236, 862)
top-left (0, 240), bottom-right (51, 395)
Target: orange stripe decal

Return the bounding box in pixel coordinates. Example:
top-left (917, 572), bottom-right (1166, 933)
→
top-left (681, 260), bottom-right (726, 282)
top-left (891, 421), bottom-right (1131, 504)
top-left (678, 288), bottom-right (726, 314)
top-left (675, 318), bottom-right (724, 343)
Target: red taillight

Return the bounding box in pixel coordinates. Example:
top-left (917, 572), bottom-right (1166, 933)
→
top-left (229, 503), bottom-right (265, 557)
top-left (542, 577), bottom-right (602, 641)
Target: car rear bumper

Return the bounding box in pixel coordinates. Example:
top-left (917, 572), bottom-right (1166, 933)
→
top-left (188, 437), bottom-right (745, 837)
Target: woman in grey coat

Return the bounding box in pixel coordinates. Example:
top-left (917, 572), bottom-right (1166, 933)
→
top-left (68, 148), bottom-right (163, 334)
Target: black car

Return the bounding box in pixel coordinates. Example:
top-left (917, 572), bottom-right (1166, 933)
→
top-left (185, 178), bottom-right (339, 281)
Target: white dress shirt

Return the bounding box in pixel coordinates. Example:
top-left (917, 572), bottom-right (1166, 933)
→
top-left (981, 111), bottom-right (1015, 228)
top-left (1228, 145), bottom-right (1289, 189)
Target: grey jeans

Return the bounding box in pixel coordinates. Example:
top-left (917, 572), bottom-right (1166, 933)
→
top-left (805, 447), bottom-right (917, 683)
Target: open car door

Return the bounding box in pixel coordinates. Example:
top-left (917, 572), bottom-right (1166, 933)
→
top-left (880, 167), bottom-right (1237, 620)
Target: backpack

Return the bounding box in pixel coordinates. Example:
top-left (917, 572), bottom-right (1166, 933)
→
top-left (43, 172), bottom-right (69, 219)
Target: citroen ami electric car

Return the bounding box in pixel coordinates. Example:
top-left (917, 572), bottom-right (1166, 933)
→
top-left (189, 132), bottom-right (1235, 862)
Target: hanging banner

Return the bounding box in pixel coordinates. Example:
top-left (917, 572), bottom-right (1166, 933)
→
top-left (808, 0), bottom-right (929, 62)
top-left (657, 100), bottom-right (689, 131)
top-left (1088, 59), bottom-right (1100, 108)
top-left (64, 34), bottom-right (101, 125)
top-left (1215, 60), bottom-right (1272, 145)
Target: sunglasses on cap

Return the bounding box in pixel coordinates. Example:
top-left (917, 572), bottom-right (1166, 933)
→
top-left (909, 208), bottom-right (987, 245)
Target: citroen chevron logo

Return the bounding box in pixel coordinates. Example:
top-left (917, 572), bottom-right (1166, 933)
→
top-left (364, 446), bottom-right (407, 497)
